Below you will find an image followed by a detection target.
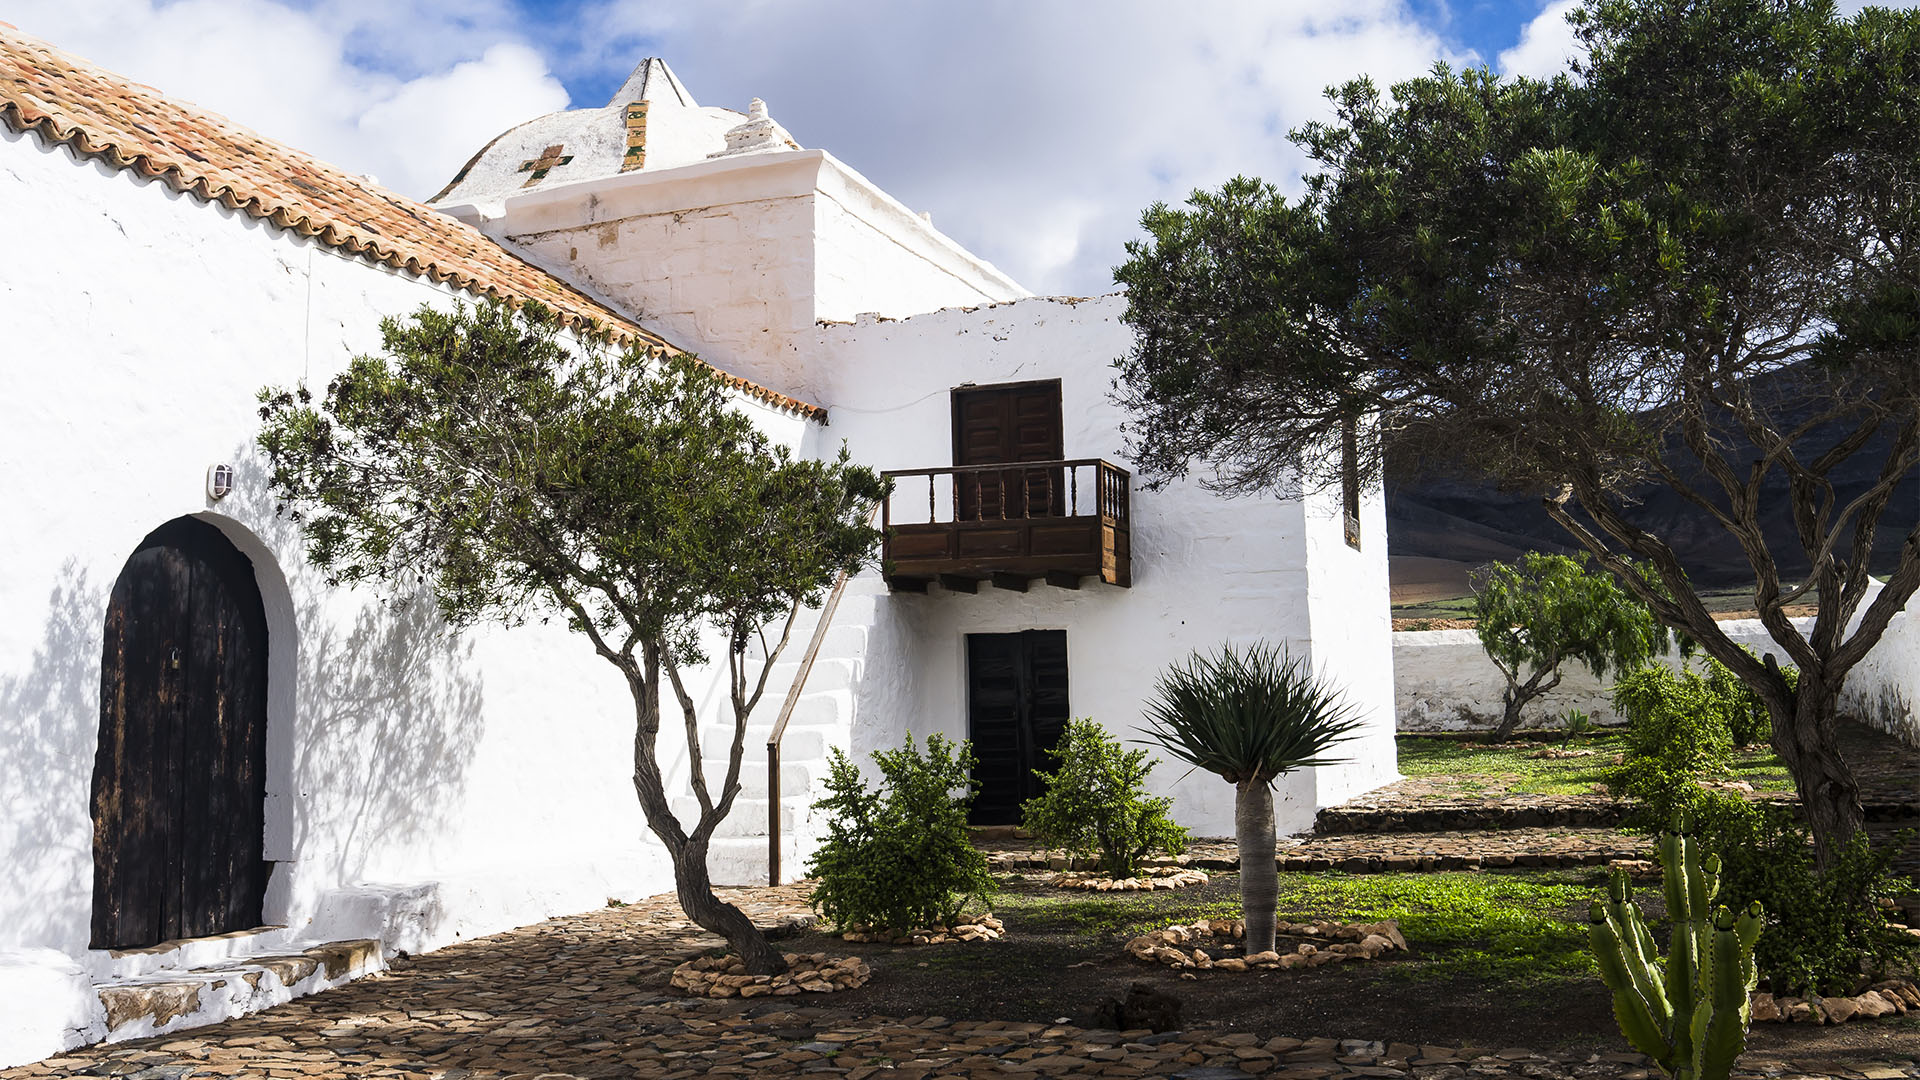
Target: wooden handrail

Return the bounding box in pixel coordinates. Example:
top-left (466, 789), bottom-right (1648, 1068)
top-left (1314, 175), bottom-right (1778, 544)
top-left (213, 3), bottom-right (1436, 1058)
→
top-left (765, 503), bottom-right (883, 884)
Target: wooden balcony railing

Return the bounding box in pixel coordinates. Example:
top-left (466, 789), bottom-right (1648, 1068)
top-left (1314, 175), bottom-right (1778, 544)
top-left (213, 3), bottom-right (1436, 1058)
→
top-left (880, 458), bottom-right (1131, 591)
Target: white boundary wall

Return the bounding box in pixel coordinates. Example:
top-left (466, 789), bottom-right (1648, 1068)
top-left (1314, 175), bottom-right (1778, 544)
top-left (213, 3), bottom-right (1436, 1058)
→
top-left (1397, 603), bottom-right (1920, 742)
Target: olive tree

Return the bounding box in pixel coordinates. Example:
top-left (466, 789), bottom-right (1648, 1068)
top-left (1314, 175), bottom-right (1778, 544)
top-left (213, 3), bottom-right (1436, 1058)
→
top-left (257, 301), bottom-right (884, 974)
top-left (1114, 0), bottom-right (1920, 866)
top-left (1473, 553), bottom-right (1674, 741)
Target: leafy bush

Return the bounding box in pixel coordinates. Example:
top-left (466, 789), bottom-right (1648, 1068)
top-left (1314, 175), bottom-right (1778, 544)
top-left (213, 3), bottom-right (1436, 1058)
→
top-left (1610, 657), bottom-right (1801, 821)
top-left (806, 734), bottom-right (994, 933)
top-left (1609, 665), bottom-right (1733, 822)
top-left (1559, 709), bottom-right (1594, 741)
top-left (1694, 798), bottom-right (1917, 996)
top-left (1020, 718), bottom-right (1188, 879)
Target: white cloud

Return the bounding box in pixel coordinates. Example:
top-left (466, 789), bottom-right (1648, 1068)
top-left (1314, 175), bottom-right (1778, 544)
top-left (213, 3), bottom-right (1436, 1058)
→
top-left (2, 0), bottom-right (568, 198)
top-left (5, 0), bottom-right (1471, 295)
top-left (1498, 0), bottom-right (1582, 79)
top-left (564, 0), bottom-right (1470, 294)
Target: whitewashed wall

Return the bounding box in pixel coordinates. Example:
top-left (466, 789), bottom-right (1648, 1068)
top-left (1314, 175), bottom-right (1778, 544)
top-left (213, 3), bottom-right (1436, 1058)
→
top-left (483, 150), bottom-right (1025, 399)
top-left (1389, 615), bottom-right (1918, 732)
top-left (0, 125), bottom-right (812, 1063)
top-left (799, 297), bottom-right (1399, 839)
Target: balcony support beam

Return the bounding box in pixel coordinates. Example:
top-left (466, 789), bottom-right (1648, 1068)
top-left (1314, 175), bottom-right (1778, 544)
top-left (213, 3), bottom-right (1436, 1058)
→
top-left (938, 574), bottom-right (979, 594)
top-left (1043, 571), bottom-right (1083, 591)
top-left (990, 572), bottom-right (1031, 593)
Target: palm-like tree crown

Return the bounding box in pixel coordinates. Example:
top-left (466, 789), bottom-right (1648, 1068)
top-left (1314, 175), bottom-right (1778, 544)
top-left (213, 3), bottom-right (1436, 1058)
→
top-left (1141, 642), bottom-right (1361, 786)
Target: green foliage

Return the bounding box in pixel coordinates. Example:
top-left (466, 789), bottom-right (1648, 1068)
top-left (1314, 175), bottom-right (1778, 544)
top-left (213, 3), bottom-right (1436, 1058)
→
top-left (1703, 657), bottom-right (1794, 749)
top-left (1112, 0), bottom-right (1920, 859)
top-left (1560, 709), bottom-right (1596, 740)
top-left (1019, 719), bottom-right (1187, 879)
top-left (806, 734), bottom-right (995, 933)
top-left (1140, 642), bottom-right (1362, 786)
top-left (1588, 819), bottom-right (1763, 1080)
top-left (1472, 553), bottom-right (1676, 736)
top-left (256, 301), bottom-right (885, 663)
top-left (1610, 659), bottom-right (1801, 821)
top-left (1692, 799), bottom-right (1918, 997)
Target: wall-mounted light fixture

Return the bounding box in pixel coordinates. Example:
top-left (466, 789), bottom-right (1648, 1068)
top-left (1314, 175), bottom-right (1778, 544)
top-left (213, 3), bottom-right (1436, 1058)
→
top-left (206, 463), bottom-right (234, 501)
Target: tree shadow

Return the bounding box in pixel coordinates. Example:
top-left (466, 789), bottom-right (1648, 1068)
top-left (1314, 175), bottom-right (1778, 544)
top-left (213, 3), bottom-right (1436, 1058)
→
top-left (0, 563), bottom-right (109, 954)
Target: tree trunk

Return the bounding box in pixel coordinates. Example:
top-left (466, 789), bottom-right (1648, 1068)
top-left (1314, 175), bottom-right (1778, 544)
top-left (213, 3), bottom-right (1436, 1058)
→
top-left (1237, 779), bottom-right (1278, 955)
top-left (1486, 692), bottom-right (1528, 743)
top-left (1766, 670), bottom-right (1864, 871)
top-left (670, 836), bottom-right (790, 974)
top-left (627, 658), bottom-right (788, 975)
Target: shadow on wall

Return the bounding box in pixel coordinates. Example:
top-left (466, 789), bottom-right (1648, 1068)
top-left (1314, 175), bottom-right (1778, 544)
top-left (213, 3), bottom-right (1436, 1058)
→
top-left (219, 460), bottom-right (489, 889)
top-left (0, 562), bottom-right (107, 953)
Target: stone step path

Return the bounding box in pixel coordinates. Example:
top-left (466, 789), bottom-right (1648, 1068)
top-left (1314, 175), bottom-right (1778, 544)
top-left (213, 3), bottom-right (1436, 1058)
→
top-left (986, 828), bottom-right (1650, 876)
top-left (7, 885), bottom-right (1907, 1080)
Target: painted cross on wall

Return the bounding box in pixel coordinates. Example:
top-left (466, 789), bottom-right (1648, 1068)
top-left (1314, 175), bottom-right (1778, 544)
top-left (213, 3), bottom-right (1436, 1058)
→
top-left (518, 144), bottom-right (574, 187)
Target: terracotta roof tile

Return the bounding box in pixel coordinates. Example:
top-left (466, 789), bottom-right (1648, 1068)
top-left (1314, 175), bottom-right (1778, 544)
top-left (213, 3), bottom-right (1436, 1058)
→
top-left (0, 22), bottom-right (823, 421)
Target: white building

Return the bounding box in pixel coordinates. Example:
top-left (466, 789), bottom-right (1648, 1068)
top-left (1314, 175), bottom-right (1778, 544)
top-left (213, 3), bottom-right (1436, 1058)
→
top-left (0, 29), bottom-right (1398, 1065)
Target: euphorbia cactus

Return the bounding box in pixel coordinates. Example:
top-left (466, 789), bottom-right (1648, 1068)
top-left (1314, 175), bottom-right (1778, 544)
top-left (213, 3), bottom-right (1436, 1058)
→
top-left (1589, 815), bottom-right (1764, 1080)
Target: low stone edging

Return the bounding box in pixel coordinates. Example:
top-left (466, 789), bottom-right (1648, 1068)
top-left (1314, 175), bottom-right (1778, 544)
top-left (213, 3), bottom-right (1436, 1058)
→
top-left (1051, 868), bottom-right (1209, 891)
top-left (668, 952), bottom-right (871, 998)
top-left (1753, 980), bottom-right (1920, 1024)
top-left (1125, 918), bottom-right (1409, 973)
top-left (837, 916), bottom-right (1004, 944)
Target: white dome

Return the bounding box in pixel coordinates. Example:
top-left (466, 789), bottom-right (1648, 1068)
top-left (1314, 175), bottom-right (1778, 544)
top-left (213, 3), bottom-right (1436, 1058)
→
top-left (428, 58), bottom-right (800, 208)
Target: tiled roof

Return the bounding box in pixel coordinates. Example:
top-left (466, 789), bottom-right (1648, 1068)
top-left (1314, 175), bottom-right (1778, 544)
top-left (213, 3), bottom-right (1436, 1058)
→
top-left (0, 22), bottom-right (823, 421)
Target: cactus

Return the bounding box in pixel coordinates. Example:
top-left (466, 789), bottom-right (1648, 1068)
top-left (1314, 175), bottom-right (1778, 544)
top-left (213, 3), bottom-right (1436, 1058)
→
top-left (1589, 814), bottom-right (1764, 1080)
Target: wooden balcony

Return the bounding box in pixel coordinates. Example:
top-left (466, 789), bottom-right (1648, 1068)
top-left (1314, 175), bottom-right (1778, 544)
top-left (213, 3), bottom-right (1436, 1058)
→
top-left (881, 458), bottom-right (1131, 592)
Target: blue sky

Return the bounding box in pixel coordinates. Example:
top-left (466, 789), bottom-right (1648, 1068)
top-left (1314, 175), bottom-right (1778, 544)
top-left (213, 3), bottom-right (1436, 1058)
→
top-left (3, 0), bottom-right (1602, 294)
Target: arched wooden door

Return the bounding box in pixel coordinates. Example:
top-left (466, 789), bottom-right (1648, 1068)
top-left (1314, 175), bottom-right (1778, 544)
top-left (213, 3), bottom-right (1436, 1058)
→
top-left (92, 517), bottom-right (270, 949)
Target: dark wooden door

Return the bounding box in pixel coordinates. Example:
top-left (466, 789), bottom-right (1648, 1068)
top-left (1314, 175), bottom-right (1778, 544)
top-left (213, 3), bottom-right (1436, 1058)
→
top-left (965, 630), bottom-right (1069, 825)
top-left (952, 381), bottom-right (1065, 520)
top-left (92, 517), bottom-right (270, 949)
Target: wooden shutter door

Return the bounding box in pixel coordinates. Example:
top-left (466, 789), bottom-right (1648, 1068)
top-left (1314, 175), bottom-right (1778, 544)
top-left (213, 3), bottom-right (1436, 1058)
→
top-left (964, 630), bottom-right (1070, 825)
top-left (952, 382), bottom-right (1064, 520)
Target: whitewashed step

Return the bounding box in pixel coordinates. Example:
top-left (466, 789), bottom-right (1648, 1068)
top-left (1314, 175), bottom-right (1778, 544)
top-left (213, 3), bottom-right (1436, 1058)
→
top-left (93, 939), bottom-right (382, 1045)
top-left (671, 795), bottom-right (801, 839)
top-left (699, 760), bottom-right (821, 800)
top-left (707, 836), bottom-right (808, 886)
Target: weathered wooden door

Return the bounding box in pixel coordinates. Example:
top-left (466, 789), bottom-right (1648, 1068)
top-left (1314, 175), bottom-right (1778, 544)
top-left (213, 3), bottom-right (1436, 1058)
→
top-left (952, 381), bottom-right (1065, 521)
top-left (965, 630), bottom-right (1069, 825)
top-left (92, 517), bottom-right (270, 949)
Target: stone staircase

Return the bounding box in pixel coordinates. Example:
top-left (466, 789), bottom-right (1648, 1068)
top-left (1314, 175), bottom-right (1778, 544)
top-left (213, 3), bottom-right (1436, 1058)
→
top-left (678, 580), bottom-right (880, 886)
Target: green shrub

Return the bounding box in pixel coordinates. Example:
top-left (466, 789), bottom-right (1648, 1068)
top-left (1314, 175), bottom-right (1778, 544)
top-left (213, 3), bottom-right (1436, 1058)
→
top-left (1703, 655), bottom-right (1796, 748)
top-left (1694, 798), bottom-right (1917, 996)
top-left (1020, 718), bottom-right (1188, 879)
top-left (805, 734), bottom-right (994, 933)
top-left (1559, 709), bottom-right (1595, 741)
top-left (1609, 665), bottom-right (1732, 822)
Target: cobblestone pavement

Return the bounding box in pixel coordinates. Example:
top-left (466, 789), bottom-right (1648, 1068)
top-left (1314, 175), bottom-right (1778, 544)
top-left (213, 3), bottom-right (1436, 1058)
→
top-left (10, 887), bottom-right (1914, 1080)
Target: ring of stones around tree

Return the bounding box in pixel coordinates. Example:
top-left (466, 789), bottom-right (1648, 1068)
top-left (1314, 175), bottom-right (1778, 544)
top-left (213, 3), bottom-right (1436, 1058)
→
top-left (1125, 917), bottom-right (1410, 972)
top-left (668, 952), bottom-right (871, 998)
top-left (1050, 867), bottom-right (1210, 891)
top-left (836, 915), bottom-right (1004, 944)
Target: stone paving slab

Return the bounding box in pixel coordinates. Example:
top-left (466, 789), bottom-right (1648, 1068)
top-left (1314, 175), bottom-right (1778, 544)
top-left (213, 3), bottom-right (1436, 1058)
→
top-left (987, 829), bottom-right (1650, 876)
top-left (7, 884), bottom-right (1906, 1080)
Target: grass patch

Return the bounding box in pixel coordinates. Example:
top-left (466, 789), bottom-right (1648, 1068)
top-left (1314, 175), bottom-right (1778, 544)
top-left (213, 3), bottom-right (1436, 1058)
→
top-left (1274, 870), bottom-right (1599, 984)
top-left (1396, 733), bottom-right (1793, 797)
